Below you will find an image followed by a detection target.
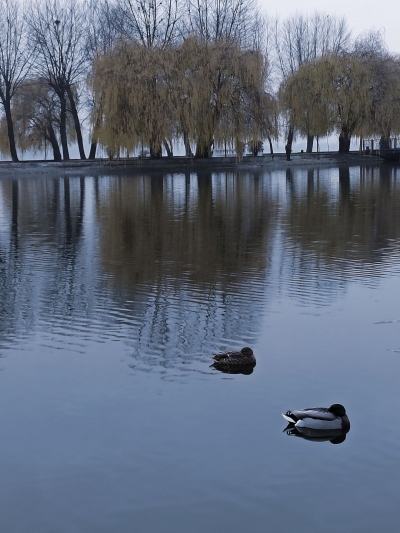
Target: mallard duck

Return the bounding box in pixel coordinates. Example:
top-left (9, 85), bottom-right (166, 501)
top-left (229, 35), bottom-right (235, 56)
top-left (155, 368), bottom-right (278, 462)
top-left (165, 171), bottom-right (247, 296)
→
top-left (211, 347), bottom-right (256, 369)
top-left (282, 404), bottom-right (350, 431)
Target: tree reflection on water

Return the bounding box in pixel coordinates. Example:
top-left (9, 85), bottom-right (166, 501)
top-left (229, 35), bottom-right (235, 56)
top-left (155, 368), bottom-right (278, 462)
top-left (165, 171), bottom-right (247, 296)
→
top-left (0, 164), bottom-right (400, 374)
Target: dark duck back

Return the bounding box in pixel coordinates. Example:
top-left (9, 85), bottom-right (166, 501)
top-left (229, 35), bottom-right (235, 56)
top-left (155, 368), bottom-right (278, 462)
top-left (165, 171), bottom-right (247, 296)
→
top-left (211, 347), bottom-right (256, 369)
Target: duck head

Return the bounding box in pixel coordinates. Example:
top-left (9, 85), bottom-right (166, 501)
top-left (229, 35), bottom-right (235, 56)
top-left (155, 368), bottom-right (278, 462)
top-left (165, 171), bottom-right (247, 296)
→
top-left (241, 347), bottom-right (253, 356)
top-left (329, 404), bottom-right (346, 417)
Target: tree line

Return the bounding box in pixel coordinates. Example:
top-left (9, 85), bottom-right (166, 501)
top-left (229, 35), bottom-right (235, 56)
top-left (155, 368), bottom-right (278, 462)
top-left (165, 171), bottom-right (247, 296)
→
top-left (0, 0), bottom-right (399, 161)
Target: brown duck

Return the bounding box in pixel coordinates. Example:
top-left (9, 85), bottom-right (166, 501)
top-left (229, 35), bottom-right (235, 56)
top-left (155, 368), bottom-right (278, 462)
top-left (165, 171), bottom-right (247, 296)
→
top-left (211, 347), bottom-right (256, 369)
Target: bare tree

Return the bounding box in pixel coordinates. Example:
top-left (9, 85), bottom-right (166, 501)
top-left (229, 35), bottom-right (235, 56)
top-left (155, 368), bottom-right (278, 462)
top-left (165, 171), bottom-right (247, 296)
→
top-left (187, 0), bottom-right (258, 45)
top-left (116, 0), bottom-right (182, 49)
top-left (86, 0), bottom-right (119, 57)
top-left (27, 0), bottom-right (87, 160)
top-left (0, 0), bottom-right (32, 161)
top-left (274, 13), bottom-right (350, 78)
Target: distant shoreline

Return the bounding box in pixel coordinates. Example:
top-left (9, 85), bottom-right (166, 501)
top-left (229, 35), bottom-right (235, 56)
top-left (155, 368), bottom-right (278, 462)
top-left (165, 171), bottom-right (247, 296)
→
top-left (0, 152), bottom-right (384, 178)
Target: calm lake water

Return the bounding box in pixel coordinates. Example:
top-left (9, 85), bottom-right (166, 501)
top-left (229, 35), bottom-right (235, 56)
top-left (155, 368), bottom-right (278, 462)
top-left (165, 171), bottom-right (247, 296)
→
top-left (1, 163), bottom-right (400, 532)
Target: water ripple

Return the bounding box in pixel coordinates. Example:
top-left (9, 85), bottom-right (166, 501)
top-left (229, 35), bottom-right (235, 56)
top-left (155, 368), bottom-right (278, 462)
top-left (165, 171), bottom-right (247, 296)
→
top-left (1, 167), bottom-right (400, 376)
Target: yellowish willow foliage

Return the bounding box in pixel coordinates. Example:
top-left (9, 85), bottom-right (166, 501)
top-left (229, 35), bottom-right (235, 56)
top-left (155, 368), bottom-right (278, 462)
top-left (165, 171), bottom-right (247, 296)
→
top-left (279, 61), bottom-right (333, 138)
top-left (365, 56), bottom-right (400, 139)
top-left (0, 82), bottom-right (36, 155)
top-left (0, 82), bottom-right (44, 156)
top-left (92, 37), bottom-right (276, 157)
top-left (170, 37), bottom-right (277, 156)
top-left (169, 37), bottom-right (219, 157)
top-left (319, 55), bottom-right (372, 142)
top-left (0, 79), bottom-right (76, 157)
top-left (279, 55), bottom-right (372, 148)
top-left (93, 42), bottom-right (174, 157)
top-left (10, 81), bottom-right (49, 153)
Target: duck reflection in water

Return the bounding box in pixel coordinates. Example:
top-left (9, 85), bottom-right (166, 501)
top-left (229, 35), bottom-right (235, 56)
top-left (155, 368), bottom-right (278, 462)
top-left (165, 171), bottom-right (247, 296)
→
top-left (284, 425), bottom-right (349, 444)
top-left (282, 404), bottom-right (350, 444)
top-left (210, 347), bottom-right (256, 375)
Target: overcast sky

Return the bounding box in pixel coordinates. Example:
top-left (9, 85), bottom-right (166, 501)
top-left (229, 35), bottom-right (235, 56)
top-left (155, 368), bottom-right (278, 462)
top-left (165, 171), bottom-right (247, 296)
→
top-left (261, 0), bottom-right (400, 53)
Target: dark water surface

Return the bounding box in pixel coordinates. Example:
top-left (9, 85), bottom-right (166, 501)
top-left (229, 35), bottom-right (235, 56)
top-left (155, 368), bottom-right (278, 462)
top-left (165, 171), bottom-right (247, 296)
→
top-left (1, 164), bottom-right (400, 532)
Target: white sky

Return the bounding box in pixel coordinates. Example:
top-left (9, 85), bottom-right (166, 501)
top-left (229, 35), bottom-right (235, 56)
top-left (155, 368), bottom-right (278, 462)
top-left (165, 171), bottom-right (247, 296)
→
top-left (261, 0), bottom-right (400, 53)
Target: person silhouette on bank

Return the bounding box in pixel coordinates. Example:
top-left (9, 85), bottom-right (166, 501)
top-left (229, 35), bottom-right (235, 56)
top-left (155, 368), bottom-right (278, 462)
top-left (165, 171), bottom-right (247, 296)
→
top-left (285, 144), bottom-right (291, 161)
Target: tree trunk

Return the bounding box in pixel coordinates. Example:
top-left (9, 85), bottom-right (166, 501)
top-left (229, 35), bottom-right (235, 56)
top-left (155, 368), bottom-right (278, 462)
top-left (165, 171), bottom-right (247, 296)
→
top-left (286, 127), bottom-right (294, 151)
top-left (88, 140), bottom-right (97, 159)
top-left (338, 127), bottom-right (351, 153)
top-left (163, 139), bottom-right (173, 158)
top-left (59, 93), bottom-right (70, 160)
top-left (66, 84), bottom-right (86, 159)
top-left (47, 122), bottom-right (62, 161)
top-left (195, 137), bottom-right (213, 158)
top-left (306, 135), bottom-right (314, 153)
top-left (183, 130), bottom-right (193, 157)
top-left (89, 112), bottom-right (102, 159)
top-left (379, 136), bottom-right (391, 150)
top-left (267, 136), bottom-right (274, 154)
top-left (150, 141), bottom-right (162, 158)
top-left (2, 98), bottom-right (19, 162)
top-left (249, 140), bottom-right (263, 156)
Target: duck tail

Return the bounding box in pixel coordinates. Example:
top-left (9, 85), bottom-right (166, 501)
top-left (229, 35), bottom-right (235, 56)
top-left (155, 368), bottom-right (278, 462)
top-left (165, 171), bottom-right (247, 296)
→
top-left (212, 354), bottom-right (228, 362)
top-left (282, 410), bottom-right (298, 423)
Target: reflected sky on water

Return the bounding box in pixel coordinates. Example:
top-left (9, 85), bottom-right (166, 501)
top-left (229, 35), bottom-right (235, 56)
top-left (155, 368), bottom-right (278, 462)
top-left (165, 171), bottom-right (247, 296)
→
top-left (1, 164), bottom-right (400, 532)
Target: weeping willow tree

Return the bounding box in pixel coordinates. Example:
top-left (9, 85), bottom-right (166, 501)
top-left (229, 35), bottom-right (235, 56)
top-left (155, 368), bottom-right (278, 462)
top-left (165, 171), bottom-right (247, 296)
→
top-left (273, 12), bottom-right (351, 152)
top-left (279, 54), bottom-right (372, 153)
top-left (172, 36), bottom-right (229, 158)
top-left (92, 41), bottom-right (175, 157)
top-left (353, 31), bottom-right (400, 145)
top-left (0, 78), bottom-right (76, 160)
top-left (172, 36), bottom-right (277, 157)
top-left (210, 45), bottom-right (275, 154)
top-left (92, 36), bottom-right (275, 158)
top-left (318, 55), bottom-right (372, 152)
top-left (367, 56), bottom-right (400, 144)
top-left (279, 33), bottom-right (400, 153)
top-left (279, 61), bottom-right (333, 152)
